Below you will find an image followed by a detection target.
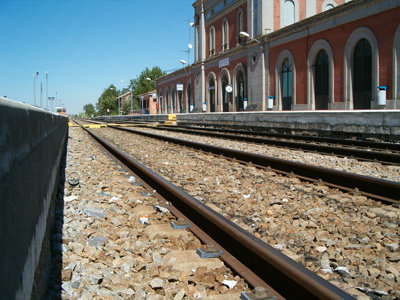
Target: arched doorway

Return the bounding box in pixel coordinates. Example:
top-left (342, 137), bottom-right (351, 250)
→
top-left (177, 85), bottom-right (183, 113)
top-left (236, 70), bottom-right (245, 111)
top-left (187, 82), bottom-right (193, 112)
top-left (221, 74), bottom-right (229, 112)
top-left (281, 58), bottom-right (293, 110)
top-left (165, 90), bottom-right (170, 113)
top-left (353, 39), bottom-right (372, 109)
top-left (208, 77), bottom-right (216, 112)
top-left (171, 88), bottom-right (176, 113)
top-left (314, 49), bottom-right (329, 109)
top-left (159, 90), bottom-right (163, 114)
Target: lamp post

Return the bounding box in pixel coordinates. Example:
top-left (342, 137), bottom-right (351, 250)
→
top-left (239, 31), bottom-right (261, 43)
top-left (179, 60), bottom-right (194, 113)
top-left (40, 81), bottom-right (43, 108)
top-left (33, 72), bottom-right (39, 106)
top-left (145, 77), bottom-right (155, 114)
top-left (119, 80), bottom-right (125, 115)
top-left (45, 72), bottom-right (48, 110)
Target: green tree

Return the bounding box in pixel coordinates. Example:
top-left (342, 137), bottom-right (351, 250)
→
top-left (121, 100), bottom-right (132, 115)
top-left (83, 103), bottom-right (96, 118)
top-left (96, 84), bottom-right (119, 115)
top-left (129, 66), bottom-right (166, 106)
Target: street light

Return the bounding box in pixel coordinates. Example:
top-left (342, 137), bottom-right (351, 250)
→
top-left (33, 72), bottom-right (39, 106)
top-left (239, 31), bottom-right (261, 43)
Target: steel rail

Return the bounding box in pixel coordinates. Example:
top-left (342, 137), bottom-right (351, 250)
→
top-left (110, 125), bottom-right (400, 204)
top-left (79, 124), bottom-right (354, 300)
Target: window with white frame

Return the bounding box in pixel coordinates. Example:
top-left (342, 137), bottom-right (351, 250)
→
top-left (237, 9), bottom-right (244, 44)
top-left (284, 0), bottom-right (295, 26)
top-left (209, 27), bottom-right (215, 56)
top-left (222, 19), bottom-right (229, 51)
top-left (324, 3), bottom-right (335, 11)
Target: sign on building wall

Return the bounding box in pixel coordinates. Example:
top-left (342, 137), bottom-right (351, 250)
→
top-left (176, 83), bottom-right (184, 91)
top-left (219, 57), bottom-right (229, 68)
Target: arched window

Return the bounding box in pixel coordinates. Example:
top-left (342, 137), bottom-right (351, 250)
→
top-left (324, 4), bottom-right (334, 11)
top-left (222, 19), bottom-right (229, 51)
top-left (237, 9), bottom-right (244, 44)
top-left (195, 26), bottom-right (199, 61)
top-left (209, 27), bottom-right (215, 56)
top-left (284, 0), bottom-right (295, 26)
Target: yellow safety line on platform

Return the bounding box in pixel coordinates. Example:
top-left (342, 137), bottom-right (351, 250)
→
top-left (82, 124), bottom-right (107, 128)
top-left (164, 121), bottom-right (177, 126)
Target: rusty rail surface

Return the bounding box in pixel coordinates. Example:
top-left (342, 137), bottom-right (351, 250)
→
top-left (77, 122), bottom-right (354, 300)
top-left (109, 125), bottom-right (400, 204)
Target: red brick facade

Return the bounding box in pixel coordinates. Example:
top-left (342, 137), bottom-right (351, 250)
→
top-left (156, 0), bottom-right (400, 113)
top-left (206, 3), bottom-right (247, 57)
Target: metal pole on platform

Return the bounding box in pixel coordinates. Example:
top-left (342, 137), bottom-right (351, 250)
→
top-left (33, 72), bottom-right (38, 106)
top-left (45, 72), bottom-right (48, 110)
top-left (40, 81), bottom-right (43, 108)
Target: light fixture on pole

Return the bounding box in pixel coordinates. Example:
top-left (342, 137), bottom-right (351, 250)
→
top-left (179, 59), bottom-right (188, 65)
top-left (33, 72), bottom-right (39, 106)
top-left (239, 31), bottom-right (261, 44)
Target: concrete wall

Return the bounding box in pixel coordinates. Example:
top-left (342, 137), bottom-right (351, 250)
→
top-left (0, 98), bottom-right (68, 299)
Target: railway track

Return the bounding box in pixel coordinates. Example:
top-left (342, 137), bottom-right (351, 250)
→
top-left (129, 124), bottom-right (400, 166)
top-left (73, 119), bottom-right (355, 299)
top-left (103, 124), bottom-right (400, 204)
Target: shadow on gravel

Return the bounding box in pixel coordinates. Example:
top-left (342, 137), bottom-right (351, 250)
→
top-left (42, 144), bottom-right (67, 300)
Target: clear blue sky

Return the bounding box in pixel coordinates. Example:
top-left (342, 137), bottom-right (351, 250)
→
top-left (0, 0), bottom-right (194, 114)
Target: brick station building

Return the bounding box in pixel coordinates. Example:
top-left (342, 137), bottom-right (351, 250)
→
top-left (156, 0), bottom-right (400, 113)
top-left (138, 90), bottom-right (158, 115)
